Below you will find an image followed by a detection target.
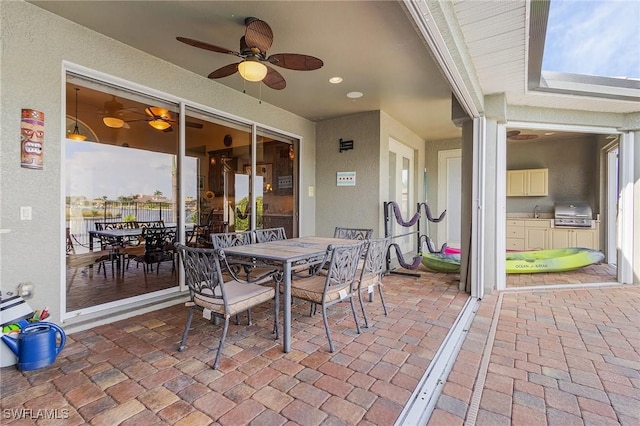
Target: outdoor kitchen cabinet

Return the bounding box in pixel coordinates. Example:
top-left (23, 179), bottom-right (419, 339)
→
top-left (549, 224), bottom-right (599, 250)
top-left (506, 168), bottom-right (548, 197)
top-left (524, 219), bottom-right (551, 250)
top-left (506, 219), bottom-right (526, 250)
top-left (506, 219), bottom-right (551, 250)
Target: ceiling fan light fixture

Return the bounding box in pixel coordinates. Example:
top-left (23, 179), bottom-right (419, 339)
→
top-left (103, 116), bottom-right (125, 128)
top-left (68, 88), bottom-right (87, 141)
top-left (148, 119), bottom-right (171, 130)
top-left (238, 59), bottom-right (268, 82)
top-left (146, 106), bottom-right (170, 119)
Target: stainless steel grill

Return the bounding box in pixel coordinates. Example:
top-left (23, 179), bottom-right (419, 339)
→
top-left (554, 203), bottom-right (593, 228)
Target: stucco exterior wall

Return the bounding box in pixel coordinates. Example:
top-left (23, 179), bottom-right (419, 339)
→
top-left (315, 112), bottom-right (381, 237)
top-left (0, 1), bottom-right (316, 324)
top-left (315, 111), bottom-right (425, 241)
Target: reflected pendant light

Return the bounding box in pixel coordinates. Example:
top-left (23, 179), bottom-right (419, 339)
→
top-left (68, 88), bottom-right (87, 141)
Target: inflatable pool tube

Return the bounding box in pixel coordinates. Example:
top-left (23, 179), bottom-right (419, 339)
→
top-left (421, 253), bottom-right (461, 273)
top-left (505, 248), bottom-right (604, 274)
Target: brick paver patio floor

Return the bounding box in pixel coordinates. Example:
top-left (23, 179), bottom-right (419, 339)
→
top-left (1, 267), bottom-right (465, 425)
top-left (429, 285), bottom-right (640, 426)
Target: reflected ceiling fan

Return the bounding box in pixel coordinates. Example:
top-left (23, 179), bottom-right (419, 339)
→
top-left (100, 99), bottom-right (204, 132)
top-left (176, 17), bottom-right (324, 90)
top-left (131, 107), bottom-right (205, 132)
top-left (507, 130), bottom-right (539, 140)
top-left (99, 95), bottom-right (137, 129)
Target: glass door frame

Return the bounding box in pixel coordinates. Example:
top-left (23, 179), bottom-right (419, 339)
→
top-left (61, 62), bottom-right (302, 320)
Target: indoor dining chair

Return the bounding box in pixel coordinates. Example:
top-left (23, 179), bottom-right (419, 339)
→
top-left (357, 237), bottom-right (391, 328)
top-left (175, 243), bottom-right (277, 369)
top-left (290, 241), bottom-right (365, 352)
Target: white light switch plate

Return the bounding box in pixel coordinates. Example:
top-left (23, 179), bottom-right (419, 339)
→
top-left (20, 206), bottom-right (32, 220)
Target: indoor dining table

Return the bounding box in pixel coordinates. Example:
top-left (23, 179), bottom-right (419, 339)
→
top-left (222, 236), bottom-right (357, 353)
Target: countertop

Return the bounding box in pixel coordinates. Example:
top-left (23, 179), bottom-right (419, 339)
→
top-left (506, 213), bottom-right (553, 219)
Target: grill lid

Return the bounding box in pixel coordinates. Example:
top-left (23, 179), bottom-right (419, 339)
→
top-left (554, 203), bottom-right (592, 219)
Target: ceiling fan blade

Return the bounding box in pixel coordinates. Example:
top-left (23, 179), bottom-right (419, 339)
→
top-left (262, 66), bottom-right (286, 90)
top-left (163, 126), bottom-right (174, 133)
top-left (176, 37), bottom-right (239, 56)
top-left (208, 63), bottom-right (240, 79)
top-left (267, 53), bottom-right (323, 71)
top-left (244, 18), bottom-right (273, 53)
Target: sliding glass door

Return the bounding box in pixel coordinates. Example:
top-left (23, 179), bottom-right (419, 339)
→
top-left (65, 72), bottom-right (299, 316)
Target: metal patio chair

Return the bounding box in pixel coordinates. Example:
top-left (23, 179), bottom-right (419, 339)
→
top-left (175, 243), bottom-right (277, 369)
top-left (357, 237), bottom-right (391, 328)
top-left (290, 241), bottom-right (365, 352)
top-left (254, 227), bottom-right (287, 243)
top-left (333, 227), bottom-right (374, 240)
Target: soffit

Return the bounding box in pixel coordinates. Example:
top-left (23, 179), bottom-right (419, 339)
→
top-left (29, 0), bottom-right (460, 142)
top-left (452, 0), bottom-right (639, 115)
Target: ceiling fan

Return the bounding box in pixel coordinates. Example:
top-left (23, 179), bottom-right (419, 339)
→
top-left (99, 95), bottom-right (137, 129)
top-left (176, 17), bottom-right (324, 90)
top-left (134, 107), bottom-right (204, 133)
top-left (507, 130), bottom-right (539, 141)
top-left (100, 100), bottom-right (204, 132)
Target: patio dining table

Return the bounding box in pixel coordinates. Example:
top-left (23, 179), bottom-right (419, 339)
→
top-left (88, 228), bottom-right (143, 251)
top-left (222, 236), bottom-right (356, 353)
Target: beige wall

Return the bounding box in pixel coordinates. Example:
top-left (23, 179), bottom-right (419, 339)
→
top-left (506, 136), bottom-right (599, 215)
top-left (0, 1), bottom-right (316, 324)
top-left (315, 111), bottom-right (425, 241)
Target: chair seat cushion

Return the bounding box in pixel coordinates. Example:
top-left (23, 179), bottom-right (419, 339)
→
top-left (359, 271), bottom-right (380, 289)
top-left (291, 276), bottom-right (352, 304)
top-left (194, 281), bottom-right (275, 317)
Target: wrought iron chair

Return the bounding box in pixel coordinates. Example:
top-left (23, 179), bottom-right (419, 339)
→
top-left (357, 237), bottom-right (391, 328)
top-left (290, 241), bottom-right (365, 352)
top-left (254, 227), bottom-right (287, 243)
top-left (93, 222), bottom-right (128, 278)
top-left (133, 227), bottom-right (176, 285)
top-left (175, 243), bottom-right (277, 369)
top-left (333, 227), bottom-right (374, 240)
top-left (211, 230), bottom-right (277, 327)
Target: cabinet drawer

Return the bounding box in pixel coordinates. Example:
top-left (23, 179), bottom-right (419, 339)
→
top-left (525, 219), bottom-right (551, 228)
top-left (507, 227), bottom-right (525, 239)
top-left (507, 238), bottom-right (525, 250)
top-left (507, 220), bottom-right (525, 227)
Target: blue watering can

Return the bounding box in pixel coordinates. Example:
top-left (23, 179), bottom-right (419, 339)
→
top-left (1, 322), bottom-right (66, 371)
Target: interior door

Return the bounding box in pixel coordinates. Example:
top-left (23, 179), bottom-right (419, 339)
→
top-left (438, 149), bottom-right (462, 248)
top-left (606, 146), bottom-right (618, 265)
top-left (388, 139), bottom-right (414, 255)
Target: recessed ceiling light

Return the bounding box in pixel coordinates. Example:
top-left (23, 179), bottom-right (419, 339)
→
top-left (347, 91), bottom-right (363, 99)
top-left (329, 77), bottom-right (343, 84)
top-left (544, 132), bottom-right (555, 136)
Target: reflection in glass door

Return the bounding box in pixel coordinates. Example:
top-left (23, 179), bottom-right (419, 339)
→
top-left (64, 76), bottom-right (188, 314)
top-left (64, 74), bottom-right (300, 318)
top-left (389, 139), bottom-right (414, 255)
top-left (256, 128), bottom-right (297, 238)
